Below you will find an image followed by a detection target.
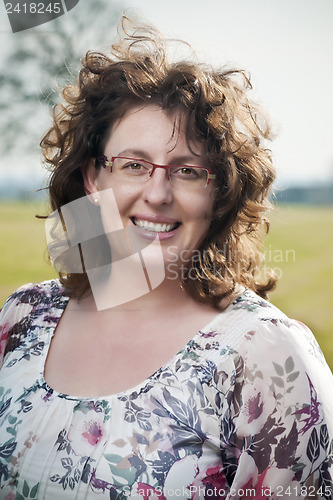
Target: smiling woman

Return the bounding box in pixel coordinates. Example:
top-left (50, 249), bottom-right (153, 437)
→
top-left (83, 104), bottom-right (216, 275)
top-left (39, 17), bottom-right (277, 306)
top-left (0, 15), bottom-right (332, 500)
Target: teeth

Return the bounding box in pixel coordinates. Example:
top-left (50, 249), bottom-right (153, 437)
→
top-left (133, 218), bottom-right (178, 233)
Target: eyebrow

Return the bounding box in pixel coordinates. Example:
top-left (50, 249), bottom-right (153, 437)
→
top-left (116, 149), bottom-right (204, 165)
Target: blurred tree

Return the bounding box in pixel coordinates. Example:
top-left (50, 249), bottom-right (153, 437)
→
top-left (0, 0), bottom-right (122, 156)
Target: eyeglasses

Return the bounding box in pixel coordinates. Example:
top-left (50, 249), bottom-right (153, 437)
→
top-left (95, 155), bottom-right (216, 189)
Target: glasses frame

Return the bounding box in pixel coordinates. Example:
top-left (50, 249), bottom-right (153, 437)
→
top-left (95, 155), bottom-right (216, 187)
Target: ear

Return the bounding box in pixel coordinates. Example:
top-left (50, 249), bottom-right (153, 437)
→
top-left (81, 159), bottom-right (100, 197)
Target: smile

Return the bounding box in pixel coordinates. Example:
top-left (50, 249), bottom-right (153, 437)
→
top-left (131, 217), bottom-right (180, 233)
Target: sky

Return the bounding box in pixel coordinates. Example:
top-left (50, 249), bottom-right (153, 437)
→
top-left (0, 0), bottom-right (332, 191)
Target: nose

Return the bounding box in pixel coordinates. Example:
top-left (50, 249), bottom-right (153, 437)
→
top-left (142, 166), bottom-right (173, 206)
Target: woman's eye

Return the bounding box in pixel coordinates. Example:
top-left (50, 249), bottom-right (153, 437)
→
top-left (176, 167), bottom-right (199, 177)
top-left (123, 162), bottom-right (146, 172)
top-left (128, 162), bottom-right (143, 170)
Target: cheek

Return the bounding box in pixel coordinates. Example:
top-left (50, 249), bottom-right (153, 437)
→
top-left (195, 217), bottom-right (212, 241)
top-left (185, 207), bottom-right (213, 246)
top-left (100, 183), bottom-right (136, 219)
top-left (184, 193), bottom-right (215, 223)
top-left (189, 196), bottom-right (215, 239)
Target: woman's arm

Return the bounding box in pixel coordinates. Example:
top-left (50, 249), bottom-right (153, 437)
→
top-left (219, 318), bottom-right (333, 499)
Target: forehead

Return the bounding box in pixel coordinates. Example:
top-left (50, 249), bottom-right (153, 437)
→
top-left (105, 104), bottom-right (203, 159)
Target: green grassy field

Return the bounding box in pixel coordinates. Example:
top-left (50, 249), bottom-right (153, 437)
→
top-left (264, 204), bottom-right (333, 370)
top-left (0, 200), bottom-right (332, 370)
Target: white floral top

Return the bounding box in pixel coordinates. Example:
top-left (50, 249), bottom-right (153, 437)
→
top-left (0, 280), bottom-right (332, 500)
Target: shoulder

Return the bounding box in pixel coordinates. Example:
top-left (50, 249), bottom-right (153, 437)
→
top-left (203, 289), bottom-right (330, 380)
top-left (0, 279), bottom-right (67, 366)
top-left (209, 294), bottom-right (333, 493)
top-left (206, 288), bottom-right (294, 354)
top-left (227, 288), bottom-right (290, 325)
top-left (230, 289), bottom-right (326, 361)
top-left (0, 278), bottom-right (66, 318)
top-left (214, 288), bottom-right (315, 345)
top-left (199, 290), bottom-right (333, 435)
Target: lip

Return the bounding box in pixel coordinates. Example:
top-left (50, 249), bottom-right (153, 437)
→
top-left (130, 215), bottom-right (181, 241)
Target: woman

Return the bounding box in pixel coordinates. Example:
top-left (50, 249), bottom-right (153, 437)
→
top-left (0, 18), bottom-right (332, 500)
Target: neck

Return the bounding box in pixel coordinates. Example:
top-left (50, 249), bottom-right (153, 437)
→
top-left (79, 261), bottom-right (192, 313)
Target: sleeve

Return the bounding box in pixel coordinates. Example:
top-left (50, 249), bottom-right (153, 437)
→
top-left (0, 283), bottom-right (36, 369)
top-left (219, 318), bottom-right (333, 500)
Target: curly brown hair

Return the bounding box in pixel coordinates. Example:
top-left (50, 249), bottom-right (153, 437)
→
top-left (40, 16), bottom-right (277, 308)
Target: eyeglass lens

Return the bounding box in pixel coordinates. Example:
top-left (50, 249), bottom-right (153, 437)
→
top-left (111, 157), bottom-right (210, 189)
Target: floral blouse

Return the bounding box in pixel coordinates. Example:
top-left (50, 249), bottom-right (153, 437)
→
top-left (0, 280), bottom-right (332, 500)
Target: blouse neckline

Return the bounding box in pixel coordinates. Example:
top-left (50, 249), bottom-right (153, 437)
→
top-left (37, 280), bottom-right (241, 403)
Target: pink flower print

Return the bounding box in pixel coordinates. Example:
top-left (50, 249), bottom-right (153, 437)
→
top-left (246, 392), bottom-right (264, 424)
top-left (202, 466), bottom-right (227, 498)
top-left (240, 467), bottom-right (270, 500)
top-left (236, 379), bottom-right (276, 437)
top-left (82, 421), bottom-right (103, 446)
top-left (203, 465), bottom-right (226, 489)
top-left (68, 410), bottom-right (105, 456)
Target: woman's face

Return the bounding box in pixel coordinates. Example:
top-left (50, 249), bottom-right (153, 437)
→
top-left (84, 104), bottom-right (216, 276)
